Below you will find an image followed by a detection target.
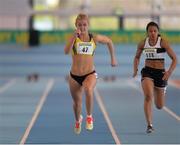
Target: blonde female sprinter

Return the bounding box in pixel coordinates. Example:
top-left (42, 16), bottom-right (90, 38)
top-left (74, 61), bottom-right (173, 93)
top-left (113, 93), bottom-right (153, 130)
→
top-left (64, 13), bottom-right (118, 134)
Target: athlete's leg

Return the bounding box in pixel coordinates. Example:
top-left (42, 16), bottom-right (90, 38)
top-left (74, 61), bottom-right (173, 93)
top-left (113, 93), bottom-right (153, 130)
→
top-left (83, 73), bottom-right (97, 116)
top-left (154, 87), bottom-right (165, 109)
top-left (69, 76), bottom-right (83, 122)
top-left (83, 73), bottom-right (96, 130)
top-left (141, 77), bottom-right (154, 126)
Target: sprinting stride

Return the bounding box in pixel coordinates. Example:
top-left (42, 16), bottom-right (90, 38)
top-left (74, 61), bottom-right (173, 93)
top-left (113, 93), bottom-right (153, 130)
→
top-left (133, 21), bottom-right (177, 133)
top-left (64, 13), bottom-right (118, 134)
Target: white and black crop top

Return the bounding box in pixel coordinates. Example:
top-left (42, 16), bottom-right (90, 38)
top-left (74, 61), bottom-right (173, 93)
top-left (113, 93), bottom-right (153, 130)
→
top-left (143, 37), bottom-right (166, 60)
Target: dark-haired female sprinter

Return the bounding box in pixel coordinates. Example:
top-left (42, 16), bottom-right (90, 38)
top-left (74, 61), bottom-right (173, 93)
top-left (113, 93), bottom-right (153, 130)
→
top-left (133, 21), bottom-right (177, 133)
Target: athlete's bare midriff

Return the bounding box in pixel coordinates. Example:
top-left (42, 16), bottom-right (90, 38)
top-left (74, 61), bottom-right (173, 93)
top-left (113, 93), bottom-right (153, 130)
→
top-left (145, 59), bottom-right (165, 69)
top-left (71, 55), bottom-right (95, 75)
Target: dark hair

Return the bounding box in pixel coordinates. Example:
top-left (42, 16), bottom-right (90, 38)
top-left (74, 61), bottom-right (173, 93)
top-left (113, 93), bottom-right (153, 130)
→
top-left (146, 21), bottom-right (159, 32)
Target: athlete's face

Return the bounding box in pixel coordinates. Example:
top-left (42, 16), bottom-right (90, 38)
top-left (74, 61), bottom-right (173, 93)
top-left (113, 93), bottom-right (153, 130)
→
top-left (147, 26), bottom-right (159, 40)
top-left (76, 19), bottom-right (89, 34)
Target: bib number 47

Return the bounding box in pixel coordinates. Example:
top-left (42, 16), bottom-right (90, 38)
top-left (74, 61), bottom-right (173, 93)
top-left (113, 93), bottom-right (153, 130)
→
top-left (82, 47), bottom-right (88, 52)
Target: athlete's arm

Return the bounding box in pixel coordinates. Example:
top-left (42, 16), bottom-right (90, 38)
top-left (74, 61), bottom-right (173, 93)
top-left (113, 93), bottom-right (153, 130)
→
top-left (133, 40), bottom-right (144, 77)
top-left (64, 29), bottom-right (80, 54)
top-left (94, 34), bottom-right (118, 67)
top-left (161, 39), bottom-right (177, 80)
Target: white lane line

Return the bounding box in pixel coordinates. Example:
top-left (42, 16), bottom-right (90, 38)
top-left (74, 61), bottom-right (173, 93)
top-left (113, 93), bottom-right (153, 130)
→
top-left (0, 79), bottom-right (16, 94)
top-left (163, 106), bottom-right (180, 121)
top-left (19, 79), bottom-right (55, 145)
top-left (128, 78), bottom-right (180, 122)
top-left (94, 87), bottom-right (121, 145)
top-left (166, 80), bottom-right (180, 121)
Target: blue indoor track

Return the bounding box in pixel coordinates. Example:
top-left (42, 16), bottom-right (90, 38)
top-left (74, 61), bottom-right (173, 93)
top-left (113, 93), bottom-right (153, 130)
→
top-left (0, 43), bottom-right (179, 144)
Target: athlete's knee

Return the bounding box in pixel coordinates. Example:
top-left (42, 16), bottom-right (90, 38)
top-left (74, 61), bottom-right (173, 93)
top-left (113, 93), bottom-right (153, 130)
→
top-left (154, 93), bottom-right (165, 110)
top-left (84, 86), bottom-right (93, 94)
top-left (155, 103), bottom-right (164, 110)
top-left (156, 105), bottom-right (163, 110)
top-left (144, 95), bottom-right (153, 102)
top-left (73, 101), bottom-right (82, 108)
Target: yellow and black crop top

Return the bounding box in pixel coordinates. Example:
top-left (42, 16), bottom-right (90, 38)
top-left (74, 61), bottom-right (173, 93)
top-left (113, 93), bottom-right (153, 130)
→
top-left (72, 34), bottom-right (96, 56)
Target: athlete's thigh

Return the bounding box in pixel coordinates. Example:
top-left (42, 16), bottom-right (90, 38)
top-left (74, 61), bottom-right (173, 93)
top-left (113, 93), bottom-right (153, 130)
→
top-left (83, 73), bottom-right (97, 90)
top-left (69, 76), bottom-right (83, 100)
top-left (141, 77), bottom-right (154, 97)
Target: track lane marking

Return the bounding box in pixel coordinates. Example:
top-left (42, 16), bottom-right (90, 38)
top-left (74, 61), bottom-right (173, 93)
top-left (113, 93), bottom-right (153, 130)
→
top-left (19, 79), bottom-right (54, 145)
top-left (94, 87), bottom-right (121, 145)
top-left (163, 106), bottom-right (180, 121)
top-left (0, 79), bottom-right (16, 94)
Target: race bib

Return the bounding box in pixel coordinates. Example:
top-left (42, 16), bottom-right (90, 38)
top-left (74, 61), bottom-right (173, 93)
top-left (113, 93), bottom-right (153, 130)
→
top-left (77, 42), bottom-right (94, 55)
top-left (143, 48), bottom-right (157, 59)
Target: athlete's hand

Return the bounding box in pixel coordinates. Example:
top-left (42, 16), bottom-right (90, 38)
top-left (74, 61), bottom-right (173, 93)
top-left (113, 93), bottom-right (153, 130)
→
top-left (111, 58), bottom-right (118, 67)
top-left (74, 29), bottom-right (81, 37)
top-left (162, 70), bottom-right (171, 81)
top-left (133, 68), bottom-right (138, 78)
top-left (133, 71), bottom-right (137, 78)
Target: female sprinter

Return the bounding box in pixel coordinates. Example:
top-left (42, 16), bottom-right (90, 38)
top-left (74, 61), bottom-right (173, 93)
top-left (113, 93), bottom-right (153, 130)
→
top-left (133, 21), bottom-right (177, 133)
top-left (64, 13), bottom-right (118, 134)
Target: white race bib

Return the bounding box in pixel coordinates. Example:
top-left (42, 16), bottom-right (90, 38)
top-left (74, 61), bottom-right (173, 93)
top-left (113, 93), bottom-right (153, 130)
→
top-left (143, 48), bottom-right (157, 59)
top-left (77, 42), bottom-right (94, 55)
